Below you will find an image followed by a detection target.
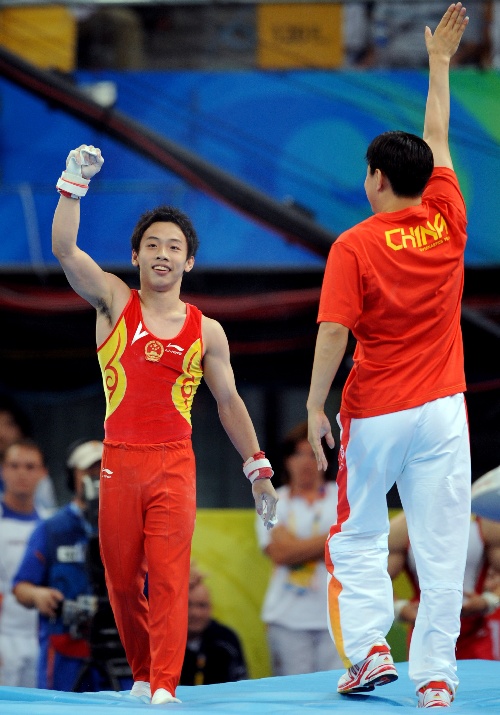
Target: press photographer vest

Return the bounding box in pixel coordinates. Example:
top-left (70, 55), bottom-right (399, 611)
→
top-left (43, 505), bottom-right (92, 636)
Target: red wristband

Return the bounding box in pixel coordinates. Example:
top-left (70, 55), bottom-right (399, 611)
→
top-left (56, 187), bottom-right (80, 200)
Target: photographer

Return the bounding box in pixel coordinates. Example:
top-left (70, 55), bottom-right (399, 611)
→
top-left (13, 439), bottom-right (103, 691)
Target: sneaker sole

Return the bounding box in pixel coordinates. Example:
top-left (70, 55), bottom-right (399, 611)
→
top-left (418, 706), bottom-right (451, 709)
top-left (338, 670), bottom-right (398, 694)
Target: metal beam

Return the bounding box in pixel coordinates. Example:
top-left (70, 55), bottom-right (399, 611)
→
top-left (0, 44), bottom-right (337, 258)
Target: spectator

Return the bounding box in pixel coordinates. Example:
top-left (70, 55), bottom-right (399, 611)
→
top-left (0, 394), bottom-right (57, 517)
top-left (76, 5), bottom-right (145, 70)
top-left (180, 570), bottom-right (247, 685)
top-left (484, 564), bottom-right (500, 659)
top-left (389, 510), bottom-right (500, 660)
top-left (256, 421), bottom-right (342, 675)
top-left (0, 439), bottom-right (45, 687)
top-left (489, 0), bottom-right (500, 67)
top-left (12, 439), bottom-right (104, 691)
top-left (343, 2), bottom-right (373, 68)
top-left (358, 1), bottom-right (487, 68)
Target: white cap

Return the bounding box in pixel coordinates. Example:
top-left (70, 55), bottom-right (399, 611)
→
top-left (67, 440), bottom-right (103, 471)
top-left (471, 465), bottom-right (500, 521)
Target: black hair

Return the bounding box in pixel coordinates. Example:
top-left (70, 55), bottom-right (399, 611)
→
top-left (0, 394), bottom-right (33, 438)
top-left (366, 131), bottom-right (434, 198)
top-left (3, 437), bottom-right (46, 467)
top-left (130, 205), bottom-right (199, 259)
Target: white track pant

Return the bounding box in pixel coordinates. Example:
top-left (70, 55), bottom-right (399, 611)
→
top-left (326, 394), bottom-right (471, 694)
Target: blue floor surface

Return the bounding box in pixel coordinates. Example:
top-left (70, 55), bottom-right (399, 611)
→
top-left (1, 660), bottom-right (499, 714)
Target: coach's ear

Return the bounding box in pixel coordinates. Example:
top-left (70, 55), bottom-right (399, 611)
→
top-left (374, 168), bottom-right (385, 192)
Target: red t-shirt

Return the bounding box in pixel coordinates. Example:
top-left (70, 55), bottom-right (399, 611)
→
top-left (318, 167), bottom-right (467, 418)
top-left (97, 290), bottom-right (204, 443)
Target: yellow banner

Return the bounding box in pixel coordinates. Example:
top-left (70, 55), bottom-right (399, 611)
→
top-left (257, 3), bottom-right (343, 69)
top-left (0, 7), bottom-right (76, 72)
top-left (191, 509), bottom-right (272, 679)
top-left (192, 508), bottom-right (412, 679)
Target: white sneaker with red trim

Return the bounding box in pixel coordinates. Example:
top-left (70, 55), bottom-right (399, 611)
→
top-left (337, 643), bottom-right (398, 694)
top-left (417, 681), bottom-right (453, 708)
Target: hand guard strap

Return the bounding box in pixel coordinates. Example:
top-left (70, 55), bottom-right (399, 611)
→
top-left (56, 170), bottom-right (90, 199)
top-left (243, 451), bottom-right (273, 484)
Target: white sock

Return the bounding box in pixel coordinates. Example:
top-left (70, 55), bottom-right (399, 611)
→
top-left (130, 681), bottom-right (151, 699)
top-left (151, 688), bottom-right (182, 705)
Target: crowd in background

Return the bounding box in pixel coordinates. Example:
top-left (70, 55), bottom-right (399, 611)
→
top-left (1, 0), bottom-right (500, 697)
top-left (2, 390), bottom-right (499, 693)
top-left (343, 1), bottom-right (494, 68)
top-left (0, 393), bottom-right (252, 692)
top-left (44, 1), bottom-right (500, 114)
top-left (61, 2), bottom-right (500, 71)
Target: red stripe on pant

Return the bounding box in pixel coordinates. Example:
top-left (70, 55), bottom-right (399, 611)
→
top-left (325, 415), bottom-right (352, 667)
top-left (99, 439), bottom-right (196, 696)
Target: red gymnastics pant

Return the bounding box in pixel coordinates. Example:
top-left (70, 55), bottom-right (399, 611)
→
top-left (99, 439), bottom-right (196, 696)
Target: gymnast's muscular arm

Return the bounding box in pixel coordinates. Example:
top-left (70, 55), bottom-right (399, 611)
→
top-left (53, 196), bottom-right (129, 333)
top-left (202, 316), bottom-right (278, 527)
top-left (52, 146), bottom-right (130, 340)
top-left (202, 316), bottom-right (262, 460)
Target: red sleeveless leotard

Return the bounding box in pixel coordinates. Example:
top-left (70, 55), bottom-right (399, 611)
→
top-left (97, 290), bottom-right (204, 444)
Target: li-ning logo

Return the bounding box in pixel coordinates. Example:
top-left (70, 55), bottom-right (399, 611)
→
top-left (165, 343), bottom-right (184, 355)
top-left (385, 212), bottom-right (450, 252)
top-left (101, 468), bottom-right (113, 479)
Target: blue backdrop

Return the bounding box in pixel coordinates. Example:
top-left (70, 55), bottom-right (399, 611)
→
top-left (1, 69), bottom-right (499, 269)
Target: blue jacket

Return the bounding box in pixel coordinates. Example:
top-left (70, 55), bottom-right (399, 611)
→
top-left (14, 503), bottom-right (93, 689)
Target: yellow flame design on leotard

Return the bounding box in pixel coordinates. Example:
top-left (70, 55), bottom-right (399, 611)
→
top-left (172, 339), bottom-right (203, 425)
top-left (97, 318), bottom-right (127, 419)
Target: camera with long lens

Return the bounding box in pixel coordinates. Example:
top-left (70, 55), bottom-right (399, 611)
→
top-left (61, 594), bottom-right (98, 640)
